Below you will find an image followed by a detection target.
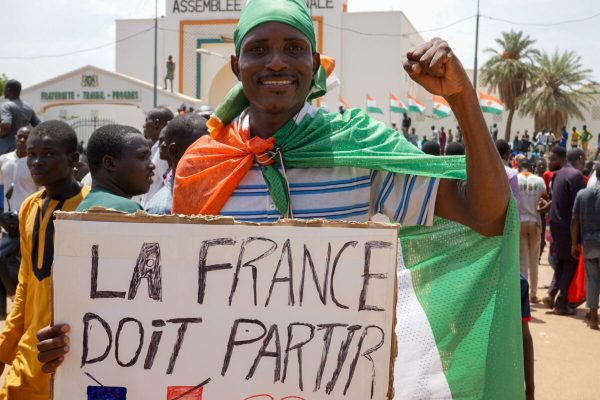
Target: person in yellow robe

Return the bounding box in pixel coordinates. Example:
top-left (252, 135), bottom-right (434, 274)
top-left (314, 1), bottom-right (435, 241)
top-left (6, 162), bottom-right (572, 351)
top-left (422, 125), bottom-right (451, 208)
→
top-left (0, 121), bottom-right (89, 400)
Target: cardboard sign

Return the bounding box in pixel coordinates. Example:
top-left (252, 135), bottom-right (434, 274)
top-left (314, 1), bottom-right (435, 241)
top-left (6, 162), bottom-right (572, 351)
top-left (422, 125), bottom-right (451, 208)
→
top-left (52, 213), bottom-right (399, 400)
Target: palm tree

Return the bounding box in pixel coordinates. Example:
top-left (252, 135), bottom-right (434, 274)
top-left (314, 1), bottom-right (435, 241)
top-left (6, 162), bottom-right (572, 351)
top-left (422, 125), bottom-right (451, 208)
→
top-left (480, 30), bottom-right (539, 140)
top-left (519, 50), bottom-right (596, 137)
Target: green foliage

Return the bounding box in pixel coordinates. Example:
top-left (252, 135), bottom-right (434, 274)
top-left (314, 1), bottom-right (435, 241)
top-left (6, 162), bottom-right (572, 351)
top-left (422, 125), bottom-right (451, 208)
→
top-left (518, 50), bottom-right (596, 135)
top-left (480, 30), bottom-right (539, 140)
top-left (0, 74), bottom-right (7, 95)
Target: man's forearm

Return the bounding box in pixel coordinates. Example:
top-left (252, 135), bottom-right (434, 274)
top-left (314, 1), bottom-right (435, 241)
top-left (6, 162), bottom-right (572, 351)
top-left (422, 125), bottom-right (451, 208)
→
top-left (0, 124), bottom-right (10, 137)
top-left (447, 89), bottom-right (510, 232)
top-left (571, 217), bottom-right (580, 247)
top-left (522, 323), bottom-right (535, 400)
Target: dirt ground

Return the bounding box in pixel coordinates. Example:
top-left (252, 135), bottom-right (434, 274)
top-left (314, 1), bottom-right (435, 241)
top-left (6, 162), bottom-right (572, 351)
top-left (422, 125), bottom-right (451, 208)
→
top-left (0, 250), bottom-right (597, 399)
top-left (529, 252), bottom-right (600, 400)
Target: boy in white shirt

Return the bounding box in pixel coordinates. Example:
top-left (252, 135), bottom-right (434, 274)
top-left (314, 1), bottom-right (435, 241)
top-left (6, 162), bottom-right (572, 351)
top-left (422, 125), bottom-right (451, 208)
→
top-left (518, 158), bottom-right (548, 302)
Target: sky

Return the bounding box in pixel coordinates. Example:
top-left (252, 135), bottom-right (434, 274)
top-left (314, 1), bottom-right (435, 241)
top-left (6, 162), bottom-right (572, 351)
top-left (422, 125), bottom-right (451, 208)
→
top-left (1, 0), bottom-right (599, 87)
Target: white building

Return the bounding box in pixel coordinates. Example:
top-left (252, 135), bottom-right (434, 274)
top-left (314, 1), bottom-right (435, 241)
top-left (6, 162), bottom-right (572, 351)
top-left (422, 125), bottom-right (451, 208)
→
top-left (115, 0), bottom-right (430, 124)
top-left (20, 65), bottom-right (202, 143)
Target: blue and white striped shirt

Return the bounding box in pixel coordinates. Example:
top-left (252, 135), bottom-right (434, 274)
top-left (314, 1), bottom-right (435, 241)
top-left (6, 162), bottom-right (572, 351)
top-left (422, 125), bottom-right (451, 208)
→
top-left (220, 104), bottom-right (439, 226)
top-left (220, 163), bottom-right (439, 226)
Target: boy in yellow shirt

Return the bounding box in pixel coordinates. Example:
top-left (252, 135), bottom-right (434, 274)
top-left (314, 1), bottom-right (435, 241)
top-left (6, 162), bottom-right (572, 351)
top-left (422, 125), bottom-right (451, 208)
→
top-left (571, 126), bottom-right (581, 148)
top-left (0, 121), bottom-right (89, 399)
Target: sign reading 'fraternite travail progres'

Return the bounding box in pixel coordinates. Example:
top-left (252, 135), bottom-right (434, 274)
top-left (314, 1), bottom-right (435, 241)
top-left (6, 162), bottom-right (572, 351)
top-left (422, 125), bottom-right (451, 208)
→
top-left (52, 212), bottom-right (398, 400)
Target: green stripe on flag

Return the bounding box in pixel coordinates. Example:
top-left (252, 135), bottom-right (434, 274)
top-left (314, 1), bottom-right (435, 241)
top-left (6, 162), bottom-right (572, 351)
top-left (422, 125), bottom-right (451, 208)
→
top-left (481, 106), bottom-right (502, 115)
top-left (409, 105), bottom-right (422, 113)
top-left (367, 106), bottom-right (384, 115)
top-left (434, 109), bottom-right (450, 118)
top-left (391, 106), bottom-right (408, 114)
top-left (400, 201), bottom-right (523, 399)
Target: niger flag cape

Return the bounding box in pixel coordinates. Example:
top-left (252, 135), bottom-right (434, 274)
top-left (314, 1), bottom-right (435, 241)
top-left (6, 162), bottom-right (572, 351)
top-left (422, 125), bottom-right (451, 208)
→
top-left (173, 0), bottom-right (524, 399)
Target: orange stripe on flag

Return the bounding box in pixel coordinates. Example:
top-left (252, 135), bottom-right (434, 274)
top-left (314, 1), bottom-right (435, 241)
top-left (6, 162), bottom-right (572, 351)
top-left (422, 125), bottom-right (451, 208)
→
top-left (408, 95), bottom-right (426, 107)
top-left (479, 92), bottom-right (504, 106)
top-left (339, 97), bottom-right (350, 109)
top-left (433, 95), bottom-right (449, 106)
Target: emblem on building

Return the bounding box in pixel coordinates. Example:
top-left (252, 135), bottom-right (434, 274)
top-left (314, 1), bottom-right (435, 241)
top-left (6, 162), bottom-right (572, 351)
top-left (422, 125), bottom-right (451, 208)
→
top-left (81, 73), bottom-right (99, 87)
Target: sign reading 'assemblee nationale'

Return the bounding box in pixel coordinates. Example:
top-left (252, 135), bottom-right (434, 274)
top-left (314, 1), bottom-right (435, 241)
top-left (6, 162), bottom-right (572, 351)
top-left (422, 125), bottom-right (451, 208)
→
top-left (171, 0), bottom-right (335, 14)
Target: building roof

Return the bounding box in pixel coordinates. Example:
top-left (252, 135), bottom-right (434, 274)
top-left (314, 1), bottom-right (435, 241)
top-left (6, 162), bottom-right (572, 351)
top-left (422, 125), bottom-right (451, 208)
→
top-left (22, 64), bottom-right (204, 105)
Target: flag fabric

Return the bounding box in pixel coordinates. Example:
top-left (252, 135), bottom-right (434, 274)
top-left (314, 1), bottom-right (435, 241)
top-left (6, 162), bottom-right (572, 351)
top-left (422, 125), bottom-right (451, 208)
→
top-left (433, 95), bottom-right (451, 118)
top-left (175, 62), bottom-right (525, 400)
top-left (408, 95), bottom-right (426, 114)
top-left (339, 96), bottom-right (350, 110)
top-left (390, 93), bottom-right (408, 114)
top-left (366, 95), bottom-right (384, 114)
top-left (480, 92), bottom-right (505, 115)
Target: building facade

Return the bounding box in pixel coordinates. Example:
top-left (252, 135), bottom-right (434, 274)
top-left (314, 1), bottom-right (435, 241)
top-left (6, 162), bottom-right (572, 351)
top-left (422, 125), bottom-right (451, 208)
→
top-left (20, 65), bottom-right (202, 141)
top-left (115, 0), bottom-right (430, 125)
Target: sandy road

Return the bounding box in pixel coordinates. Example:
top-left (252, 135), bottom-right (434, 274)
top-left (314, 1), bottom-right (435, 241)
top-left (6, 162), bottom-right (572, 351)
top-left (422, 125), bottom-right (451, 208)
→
top-left (529, 253), bottom-right (599, 400)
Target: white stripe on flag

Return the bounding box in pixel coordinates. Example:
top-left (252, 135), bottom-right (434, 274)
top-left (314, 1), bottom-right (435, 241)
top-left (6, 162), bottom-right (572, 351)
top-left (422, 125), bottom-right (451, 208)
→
top-left (394, 248), bottom-right (453, 399)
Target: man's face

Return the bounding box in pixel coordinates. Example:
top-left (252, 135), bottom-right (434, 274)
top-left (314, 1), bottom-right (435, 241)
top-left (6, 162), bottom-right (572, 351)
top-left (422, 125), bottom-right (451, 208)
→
top-left (113, 134), bottom-right (155, 196)
top-left (15, 128), bottom-right (30, 156)
top-left (573, 154), bottom-right (586, 171)
top-left (158, 127), bottom-right (169, 162)
top-left (73, 154), bottom-right (90, 182)
top-left (143, 115), bottom-right (160, 142)
top-left (27, 135), bottom-right (77, 188)
top-left (535, 160), bottom-right (547, 176)
top-left (548, 153), bottom-right (564, 172)
top-left (232, 22), bottom-right (318, 116)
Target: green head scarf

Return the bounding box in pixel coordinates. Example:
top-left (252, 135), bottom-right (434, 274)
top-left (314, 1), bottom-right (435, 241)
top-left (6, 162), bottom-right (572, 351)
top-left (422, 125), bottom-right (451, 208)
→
top-left (234, 0), bottom-right (317, 55)
top-left (213, 0), bottom-right (325, 125)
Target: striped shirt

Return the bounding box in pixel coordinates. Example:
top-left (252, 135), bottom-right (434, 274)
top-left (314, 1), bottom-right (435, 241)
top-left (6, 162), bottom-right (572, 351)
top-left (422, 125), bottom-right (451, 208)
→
top-left (221, 164), bottom-right (439, 226)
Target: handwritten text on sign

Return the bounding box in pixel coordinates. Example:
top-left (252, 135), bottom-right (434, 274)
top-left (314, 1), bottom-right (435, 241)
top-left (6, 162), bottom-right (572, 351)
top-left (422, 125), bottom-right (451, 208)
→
top-left (52, 216), bottom-right (398, 399)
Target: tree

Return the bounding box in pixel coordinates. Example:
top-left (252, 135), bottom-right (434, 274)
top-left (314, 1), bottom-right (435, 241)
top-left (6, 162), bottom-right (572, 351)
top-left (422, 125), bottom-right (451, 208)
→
top-left (481, 30), bottom-right (539, 140)
top-left (518, 50), bottom-right (596, 137)
top-left (0, 74), bottom-right (7, 96)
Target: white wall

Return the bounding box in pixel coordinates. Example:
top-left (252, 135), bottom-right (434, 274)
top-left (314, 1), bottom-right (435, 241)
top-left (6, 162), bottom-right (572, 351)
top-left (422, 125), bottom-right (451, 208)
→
top-left (116, 18), bottom-right (180, 93)
top-left (340, 11), bottom-right (426, 124)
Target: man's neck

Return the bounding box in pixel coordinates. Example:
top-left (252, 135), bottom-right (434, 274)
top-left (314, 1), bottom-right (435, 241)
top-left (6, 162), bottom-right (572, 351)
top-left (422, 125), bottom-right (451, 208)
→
top-left (45, 178), bottom-right (81, 201)
top-left (247, 103), bottom-right (305, 140)
top-left (92, 179), bottom-right (132, 199)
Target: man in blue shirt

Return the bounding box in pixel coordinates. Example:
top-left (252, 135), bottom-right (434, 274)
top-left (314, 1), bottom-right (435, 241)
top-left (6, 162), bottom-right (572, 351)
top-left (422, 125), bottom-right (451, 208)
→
top-left (0, 80), bottom-right (40, 155)
top-left (145, 114), bottom-right (208, 214)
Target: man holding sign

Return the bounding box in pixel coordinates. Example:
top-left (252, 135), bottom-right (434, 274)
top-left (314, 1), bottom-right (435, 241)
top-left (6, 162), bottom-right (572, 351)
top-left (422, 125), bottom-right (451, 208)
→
top-left (39, 0), bottom-right (521, 399)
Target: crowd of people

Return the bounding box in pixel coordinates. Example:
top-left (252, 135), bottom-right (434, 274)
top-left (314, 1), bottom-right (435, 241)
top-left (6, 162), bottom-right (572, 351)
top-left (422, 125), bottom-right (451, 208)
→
top-left (510, 125), bottom-right (597, 160)
top-left (0, 0), bottom-right (597, 398)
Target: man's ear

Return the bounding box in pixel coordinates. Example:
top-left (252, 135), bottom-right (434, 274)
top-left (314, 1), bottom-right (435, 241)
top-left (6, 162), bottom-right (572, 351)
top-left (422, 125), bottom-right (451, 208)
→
top-left (101, 154), bottom-right (118, 172)
top-left (312, 52), bottom-right (321, 77)
top-left (70, 152), bottom-right (80, 167)
top-left (231, 54), bottom-right (241, 81)
top-left (167, 143), bottom-right (180, 165)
